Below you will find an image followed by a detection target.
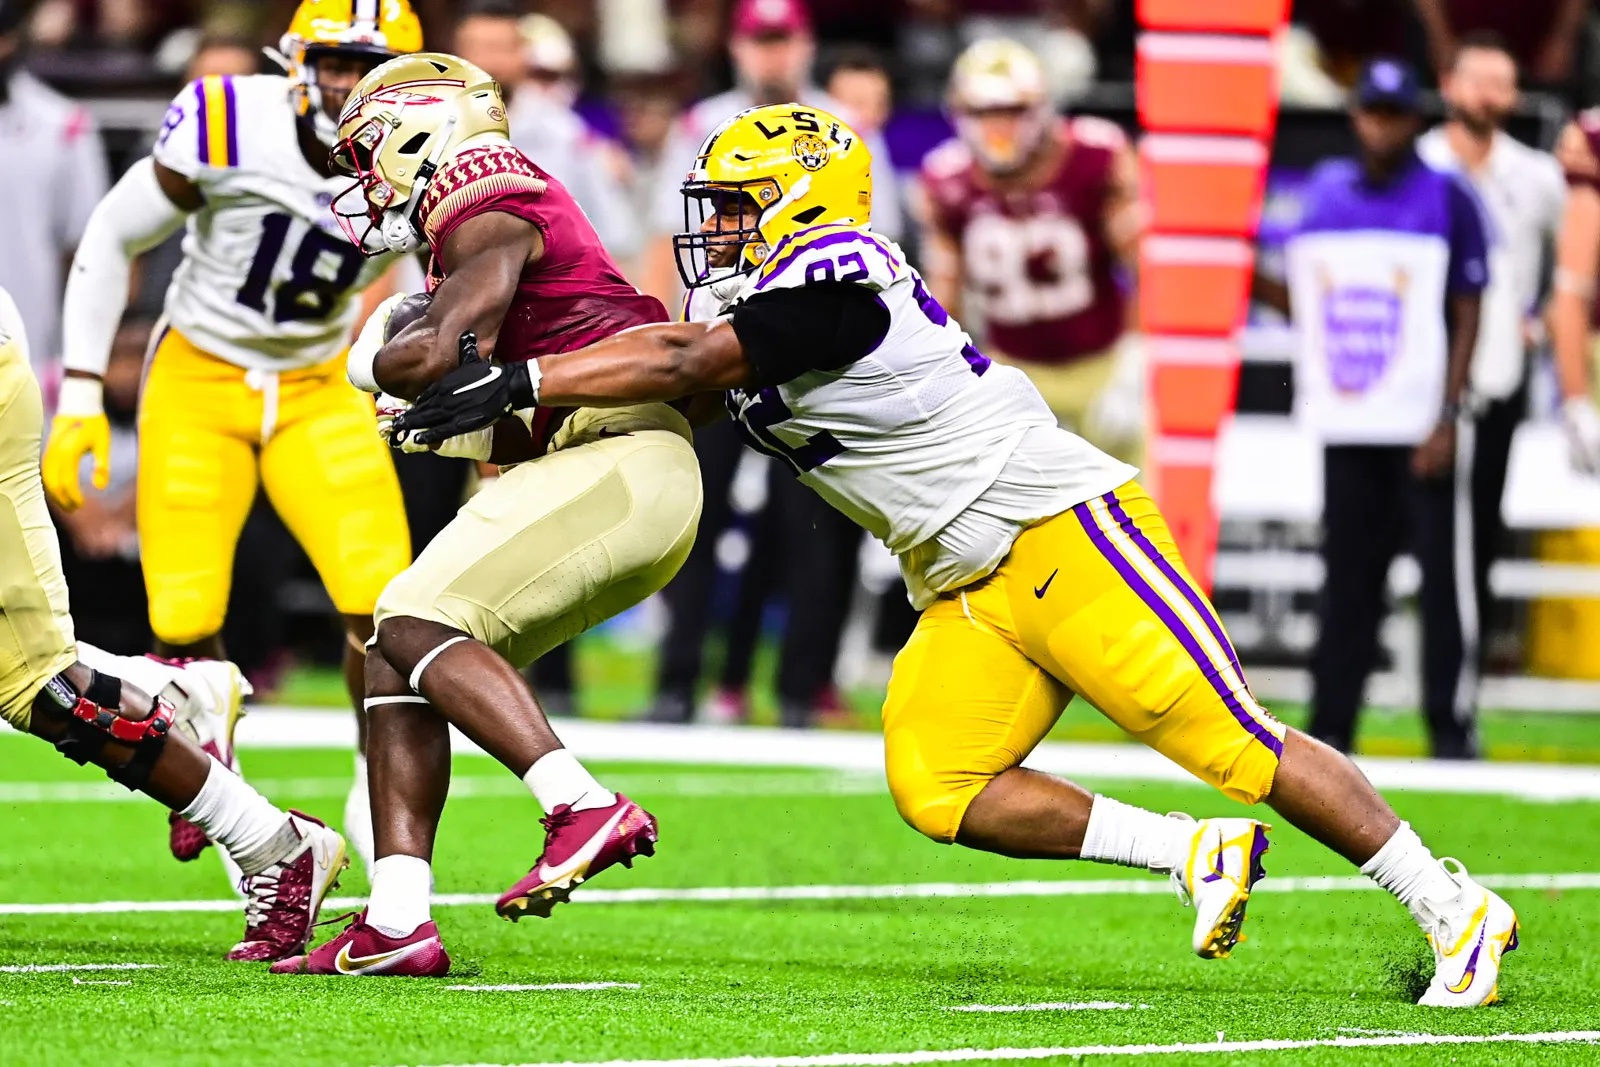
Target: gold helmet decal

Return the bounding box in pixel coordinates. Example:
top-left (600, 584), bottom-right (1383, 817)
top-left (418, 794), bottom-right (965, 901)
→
top-left (674, 103), bottom-right (872, 289)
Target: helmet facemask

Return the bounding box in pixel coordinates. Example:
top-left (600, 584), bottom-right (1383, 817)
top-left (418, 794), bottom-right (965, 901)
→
top-left (675, 175), bottom-right (808, 290)
top-left (954, 102), bottom-right (1052, 175)
top-left (330, 112), bottom-right (457, 256)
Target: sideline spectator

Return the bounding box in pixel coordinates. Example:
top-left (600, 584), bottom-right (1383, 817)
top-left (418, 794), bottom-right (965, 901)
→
top-left (638, 0), bottom-right (903, 306)
top-left (452, 3), bottom-right (637, 268)
top-left (1416, 34), bottom-right (1565, 661)
top-left (0, 0), bottom-right (110, 370)
top-left (1412, 0), bottom-right (1586, 87)
top-left (1255, 58), bottom-right (1489, 759)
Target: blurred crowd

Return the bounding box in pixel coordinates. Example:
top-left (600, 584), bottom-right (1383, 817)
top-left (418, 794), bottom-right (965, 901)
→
top-left (5, 0), bottom-right (1600, 726)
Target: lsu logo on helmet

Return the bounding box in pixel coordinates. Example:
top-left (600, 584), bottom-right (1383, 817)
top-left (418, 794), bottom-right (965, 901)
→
top-left (280, 0), bottom-right (424, 146)
top-left (792, 133), bottom-right (830, 172)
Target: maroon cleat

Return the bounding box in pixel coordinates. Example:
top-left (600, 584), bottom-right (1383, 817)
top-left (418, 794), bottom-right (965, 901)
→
top-left (225, 812), bottom-right (348, 962)
top-left (496, 794), bottom-right (658, 921)
top-left (270, 909), bottom-right (451, 976)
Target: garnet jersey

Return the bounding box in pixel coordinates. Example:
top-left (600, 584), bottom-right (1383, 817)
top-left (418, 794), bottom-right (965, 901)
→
top-left (152, 74), bottom-right (396, 371)
top-left (690, 223), bottom-right (1134, 607)
top-left (920, 117), bottom-right (1126, 364)
top-left (1560, 108), bottom-right (1600, 324)
top-left (419, 142), bottom-right (668, 363)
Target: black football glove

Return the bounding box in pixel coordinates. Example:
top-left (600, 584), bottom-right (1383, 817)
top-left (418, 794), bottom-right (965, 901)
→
top-left (391, 332), bottom-right (537, 447)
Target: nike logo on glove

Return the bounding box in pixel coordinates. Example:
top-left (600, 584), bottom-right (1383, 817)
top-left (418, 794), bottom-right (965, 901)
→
top-left (452, 365), bottom-right (503, 394)
top-left (1034, 569), bottom-right (1058, 599)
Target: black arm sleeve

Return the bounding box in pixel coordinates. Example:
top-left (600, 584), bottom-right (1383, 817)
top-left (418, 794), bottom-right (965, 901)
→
top-left (727, 282), bottom-right (892, 387)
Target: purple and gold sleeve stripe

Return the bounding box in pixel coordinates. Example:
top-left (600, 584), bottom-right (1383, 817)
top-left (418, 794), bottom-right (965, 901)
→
top-left (754, 225), bottom-right (900, 290)
top-left (195, 75), bottom-right (240, 168)
top-left (1073, 490), bottom-right (1285, 758)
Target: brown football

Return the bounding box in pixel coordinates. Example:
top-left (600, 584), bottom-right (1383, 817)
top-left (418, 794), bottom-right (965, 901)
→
top-left (383, 291), bottom-right (433, 342)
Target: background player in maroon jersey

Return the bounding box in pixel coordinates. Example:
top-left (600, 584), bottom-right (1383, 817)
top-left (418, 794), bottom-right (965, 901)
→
top-left (271, 53), bottom-right (703, 977)
top-left (917, 38), bottom-right (1143, 464)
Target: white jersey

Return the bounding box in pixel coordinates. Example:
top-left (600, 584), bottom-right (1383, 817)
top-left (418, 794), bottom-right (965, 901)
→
top-left (151, 74), bottom-right (395, 371)
top-left (688, 223), bottom-right (1134, 607)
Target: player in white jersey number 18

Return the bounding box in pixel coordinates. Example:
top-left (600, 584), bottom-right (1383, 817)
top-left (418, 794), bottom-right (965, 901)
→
top-left (395, 102), bottom-right (1520, 1007)
top-left (42, 0), bottom-right (424, 878)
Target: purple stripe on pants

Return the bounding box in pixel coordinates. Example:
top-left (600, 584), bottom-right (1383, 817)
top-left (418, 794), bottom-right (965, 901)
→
top-left (1104, 489), bottom-right (1251, 691)
top-left (1071, 496), bottom-right (1284, 759)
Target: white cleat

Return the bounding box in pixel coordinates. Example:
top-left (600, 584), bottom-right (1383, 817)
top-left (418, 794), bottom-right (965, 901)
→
top-left (164, 659), bottom-right (252, 871)
top-left (1170, 815), bottom-right (1271, 959)
top-left (1416, 859), bottom-right (1520, 1007)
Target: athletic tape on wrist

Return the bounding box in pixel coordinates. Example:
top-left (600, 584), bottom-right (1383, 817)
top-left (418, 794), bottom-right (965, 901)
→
top-left (408, 635), bottom-right (469, 693)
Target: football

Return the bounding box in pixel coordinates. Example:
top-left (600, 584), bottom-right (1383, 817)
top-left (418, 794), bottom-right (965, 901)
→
top-left (383, 291), bottom-right (433, 342)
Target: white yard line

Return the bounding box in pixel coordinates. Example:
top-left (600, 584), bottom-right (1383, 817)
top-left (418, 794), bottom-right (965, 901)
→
top-left (445, 983), bottom-right (640, 993)
top-left (945, 1003), bottom-right (1147, 1013)
top-left (7, 711), bottom-right (1600, 799)
top-left (70, 977), bottom-right (131, 986)
top-left (0, 771), bottom-right (884, 805)
top-left (0, 963), bottom-right (163, 972)
top-left (413, 1030), bottom-right (1600, 1067)
top-left (2, 872), bottom-right (1597, 917)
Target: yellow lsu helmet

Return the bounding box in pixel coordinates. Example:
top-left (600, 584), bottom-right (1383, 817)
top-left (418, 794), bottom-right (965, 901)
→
top-left (330, 52), bottom-right (510, 255)
top-left (948, 38), bottom-right (1053, 174)
top-left (280, 0), bottom-right (423, 145)
top-left (675, 103), bottom-right (872, 290)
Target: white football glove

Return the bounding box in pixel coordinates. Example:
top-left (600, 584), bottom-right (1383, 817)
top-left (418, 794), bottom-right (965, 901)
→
top-left (375, 392), bottom-right (494, 460)
top-left (1562, 396), bottom-right (1600, 475)
top-left (1085, 333), bottom-right (1147, 452)
top-left (348, 292), bottom-right (409, 393)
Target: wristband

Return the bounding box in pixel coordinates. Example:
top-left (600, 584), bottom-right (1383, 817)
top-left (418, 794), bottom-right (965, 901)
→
top-left (508, 360), bottom-right (542, 409)
top-left (57, 375), bottom-right (105, 417)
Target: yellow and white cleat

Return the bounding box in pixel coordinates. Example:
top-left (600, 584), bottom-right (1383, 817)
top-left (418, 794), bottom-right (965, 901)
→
top-left (1171, 816), bottom-right (1271, 959)
top-left (1416, 859), bottom-right (1519, 1007)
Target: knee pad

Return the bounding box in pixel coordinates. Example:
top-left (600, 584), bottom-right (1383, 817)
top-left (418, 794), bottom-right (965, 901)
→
top-left (33, 671), bottom-right (173, 793)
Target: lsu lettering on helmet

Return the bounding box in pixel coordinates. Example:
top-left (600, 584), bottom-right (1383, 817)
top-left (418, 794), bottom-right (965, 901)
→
top-left (675, 103), bottom-right (872, 289)
top-left (280, 0), bottom-right (424, 146)
top-left (330, 52), bottom-right (510, 255)
top-left (948, 38), bottom-right (1053, 174)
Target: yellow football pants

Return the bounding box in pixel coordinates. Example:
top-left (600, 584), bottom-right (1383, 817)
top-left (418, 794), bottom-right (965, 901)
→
top-left (0, 341), bottom-right (77, 729)
top-left (882, 481), bottom-right (1284, 843)
top-left (137, 328), bottom-right (410, 645)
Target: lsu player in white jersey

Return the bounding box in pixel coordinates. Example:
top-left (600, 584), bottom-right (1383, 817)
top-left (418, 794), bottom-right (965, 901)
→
top-left (44, 0), bottom-right (422, 871)
top-left (0, 285), bottom-right (348, 963)
top-left (396, 104), bottom-right (1521, 1006)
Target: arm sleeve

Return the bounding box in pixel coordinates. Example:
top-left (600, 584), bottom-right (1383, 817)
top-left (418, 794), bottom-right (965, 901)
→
top-left (727, 282), bottom-right (891, 387)
top-left (1445, 176), bottom-right (1490, 295)
top-left (60, 157), bottom-right (189, 376)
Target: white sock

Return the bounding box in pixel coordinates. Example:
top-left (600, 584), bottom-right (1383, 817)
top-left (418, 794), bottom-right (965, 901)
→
top-left (367, 854), bottom-right (433, 937)
top-left (523, 749), bottom-right (615, 814)
top-left (1360, 822), bottom-right (1460, 919)
top-left (345, 754), bottom-right (376, 873)
top-left (1080, 795), bottom-right (1192, 873)
top-left (179, 758), bottom-right (293, 876)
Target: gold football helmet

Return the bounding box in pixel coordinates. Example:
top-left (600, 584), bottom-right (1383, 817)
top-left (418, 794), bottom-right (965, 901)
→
top-left (948, 38), bottom-right (1053, 174)
top-left (330, 52), bottom-right (510, 255)
top-left (279, 0), bottom-right (423, 145)
top-left (675, 102), bottom-right (872, 289)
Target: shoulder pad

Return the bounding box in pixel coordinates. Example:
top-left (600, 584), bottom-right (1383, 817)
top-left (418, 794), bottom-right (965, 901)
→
top-left (421, 144), bottom-right (550, 245)
top-left (153, 76), bottom-right (244, 178)
top-left (752, 224), bottom-right (903, 295)
top-left (1068, 115), bottom-right (1127, 150)
top-left (921, 138), bottom-right (973, 181)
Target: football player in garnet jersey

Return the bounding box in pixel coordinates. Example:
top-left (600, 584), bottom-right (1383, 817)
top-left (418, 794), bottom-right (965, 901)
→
top-left (918, 38), bottom-right (1143, 464)
top-left (268, 53), bottom-right (699, 977)
top-left (396, 103), bottom-right (1521, 1007)
top-left (45, 0), bottom-right (423, 876)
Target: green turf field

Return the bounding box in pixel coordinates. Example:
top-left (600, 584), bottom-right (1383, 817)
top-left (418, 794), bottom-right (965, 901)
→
top-left (3, 734), bottom-right (1598, 1066)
